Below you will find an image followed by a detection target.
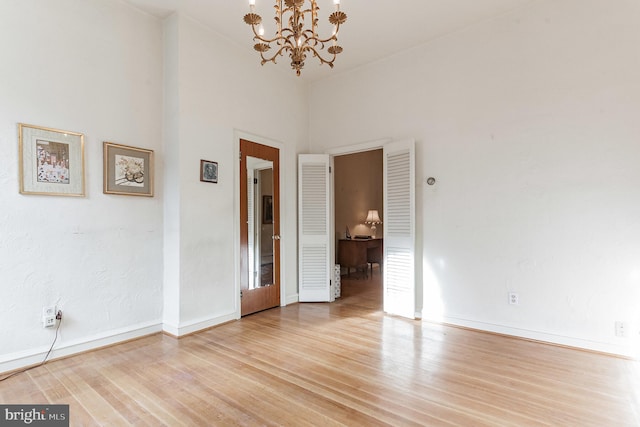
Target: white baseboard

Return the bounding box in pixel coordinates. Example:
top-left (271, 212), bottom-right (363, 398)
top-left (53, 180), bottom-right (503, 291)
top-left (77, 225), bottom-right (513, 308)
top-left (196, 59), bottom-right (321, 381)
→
top-left (440, 315), bottom-right (636, 358)
top-left (285, 293), bottom-right (299, 305)
top-left (0, 321), bottom-right (162, 375)
top-left (162, 311), bottom-right (238, 337)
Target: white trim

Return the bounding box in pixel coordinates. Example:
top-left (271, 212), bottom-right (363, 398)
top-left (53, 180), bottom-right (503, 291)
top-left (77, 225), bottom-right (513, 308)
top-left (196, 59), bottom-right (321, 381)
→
top-left (324, 137), bottom-right (395, 309)
top-left (234, 130), bottom-right (286, 314)
top-left (285, 293), bottom-right (299, 305)
top-left (325, 138), bottom-right (391, 156)
top-left (329, 155), bottom-right (335, 302)
top-left (163, 311), bottom-right (237, 337)
top-left (278, 139), bottom-right (286, 307)
top-left (442, 315), bottom-right (636, 358)
top-left (0, 321), bottom-right (162, 374)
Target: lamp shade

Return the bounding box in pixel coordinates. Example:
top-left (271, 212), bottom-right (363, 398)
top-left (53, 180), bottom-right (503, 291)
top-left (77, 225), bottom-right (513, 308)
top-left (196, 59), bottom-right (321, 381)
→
top-left (365, 210), bottom-right (382, 224)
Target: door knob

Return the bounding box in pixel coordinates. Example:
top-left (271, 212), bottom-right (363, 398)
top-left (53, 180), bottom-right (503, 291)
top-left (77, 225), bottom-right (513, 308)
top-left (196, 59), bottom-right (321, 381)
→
top-left (272, 235), bottom-right (281, 240)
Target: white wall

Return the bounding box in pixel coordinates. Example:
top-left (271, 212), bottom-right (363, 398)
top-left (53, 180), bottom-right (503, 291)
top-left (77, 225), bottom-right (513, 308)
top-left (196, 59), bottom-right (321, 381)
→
top-left (0, 0), bottom-right (164, 371)
top-left (309, 0), bottom-right (640, 357)
top-left (0, 0), bottom-right (307, 372)
top-left (5, 0), bottom-right (636, 371)
top-left (162, 14), bottom-right (308, 335)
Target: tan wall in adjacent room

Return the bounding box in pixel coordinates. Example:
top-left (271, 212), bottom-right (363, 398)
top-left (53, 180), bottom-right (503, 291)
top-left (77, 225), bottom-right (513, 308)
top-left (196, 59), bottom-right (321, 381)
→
top-left (334, 149), bottom-right (383, 262)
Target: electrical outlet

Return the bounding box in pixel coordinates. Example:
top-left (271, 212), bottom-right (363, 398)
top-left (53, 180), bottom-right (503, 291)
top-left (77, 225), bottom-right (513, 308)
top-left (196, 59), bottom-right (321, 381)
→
top-left (615, 321), bottom-right (627, 337)
top-left (43, 305), bottom-right (56, 317)
top-left (42, 305), bottom-right (57, 328)
top-left (508, 292), bottom-right (519, 305)
top-left (43, 315), bottom-right (56, 328)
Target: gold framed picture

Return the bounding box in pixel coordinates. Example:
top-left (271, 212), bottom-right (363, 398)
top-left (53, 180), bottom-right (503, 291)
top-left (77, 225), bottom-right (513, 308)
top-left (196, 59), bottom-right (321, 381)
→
top-left (103, 141), bottom-right (154, 197)
top-left (18, 123), bottom-right (85, 197)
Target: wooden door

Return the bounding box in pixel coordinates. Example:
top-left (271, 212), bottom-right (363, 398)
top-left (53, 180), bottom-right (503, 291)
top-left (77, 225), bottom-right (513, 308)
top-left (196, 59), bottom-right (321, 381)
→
top-left (240, 139), bottom-right (280, 316)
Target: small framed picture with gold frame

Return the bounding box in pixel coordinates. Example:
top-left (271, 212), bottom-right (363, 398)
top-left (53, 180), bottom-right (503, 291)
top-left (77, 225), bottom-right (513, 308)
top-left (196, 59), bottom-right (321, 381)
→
top-left (103, 141), bottom-right (154, 197)
top-left (18, 123), bottom-right (85, 197)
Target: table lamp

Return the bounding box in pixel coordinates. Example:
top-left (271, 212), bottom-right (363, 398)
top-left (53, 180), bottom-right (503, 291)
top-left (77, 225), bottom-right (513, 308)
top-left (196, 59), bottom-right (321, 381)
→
top-left (365, 210), bottom-right (382, 238)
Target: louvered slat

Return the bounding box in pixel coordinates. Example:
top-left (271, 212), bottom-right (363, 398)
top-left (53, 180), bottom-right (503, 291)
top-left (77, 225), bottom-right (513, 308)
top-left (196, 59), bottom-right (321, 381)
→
top-left (386, 152), bottom-right (411, 236)
top-left (383, 140), bottom-right (415, 318)
top-left (298, 155), bottom-right (332, 302)
top-left (301, 246), bottom-right (328, 289)
top-left (301, 164), bottom-right (327, 235)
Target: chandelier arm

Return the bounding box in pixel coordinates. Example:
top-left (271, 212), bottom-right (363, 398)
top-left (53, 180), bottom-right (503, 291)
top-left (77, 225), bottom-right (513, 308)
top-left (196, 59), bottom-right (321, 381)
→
top-left (309, 34), bottom-right (336, 45)
top-left (304, 45), bottom-right (336, 67)
top-left (250, 25), bottom-right (288, 45)
top-left (301, 29), bottom-right (319, 38)
top-left (308, 23), bottom-right (344, 45)
top-left (260, 45), bottom-right (290, 64)
top-left (278, 27), bottom-right (295, 37)
top-left (298, 32), bottom-right (337, 47)
top-left (303, 38), bottom-right (326, 50)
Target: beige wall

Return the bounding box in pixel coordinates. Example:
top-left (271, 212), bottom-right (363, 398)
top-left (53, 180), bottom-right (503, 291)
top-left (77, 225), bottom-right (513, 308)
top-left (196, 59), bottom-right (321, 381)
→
top-left (334, 149), bottom-right (383, 261)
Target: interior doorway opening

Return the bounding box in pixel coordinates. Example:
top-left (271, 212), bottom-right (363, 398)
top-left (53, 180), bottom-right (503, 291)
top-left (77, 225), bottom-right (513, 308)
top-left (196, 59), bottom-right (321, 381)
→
top-left (299, 138), bottom-right (415, 317)
top-left (333, 149), bottom-right (383, 305)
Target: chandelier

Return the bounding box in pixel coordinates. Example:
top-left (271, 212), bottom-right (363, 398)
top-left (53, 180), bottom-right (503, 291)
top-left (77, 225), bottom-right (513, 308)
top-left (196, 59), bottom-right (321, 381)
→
top-left (244, 0), bottom-right (347, 76)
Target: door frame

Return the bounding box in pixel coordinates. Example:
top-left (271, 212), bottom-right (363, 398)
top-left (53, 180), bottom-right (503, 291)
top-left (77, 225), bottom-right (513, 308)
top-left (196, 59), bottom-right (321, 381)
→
top-left (325, 138), bottom-right (391, 299)
top-left (234, 130), bottom-right (285, 319)
top-left (326, 138), bottom-right (417, 318)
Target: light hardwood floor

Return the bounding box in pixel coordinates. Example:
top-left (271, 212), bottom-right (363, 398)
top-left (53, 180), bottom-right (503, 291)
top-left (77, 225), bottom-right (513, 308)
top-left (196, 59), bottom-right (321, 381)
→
top-left (2, 269), bottom-right (639, 426)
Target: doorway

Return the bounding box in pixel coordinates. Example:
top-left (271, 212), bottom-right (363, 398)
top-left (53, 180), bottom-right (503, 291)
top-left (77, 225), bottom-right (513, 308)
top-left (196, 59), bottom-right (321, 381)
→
top-left (333, 149), bottom-right (384, 305)
top-left (298, 138), bottom-right (415, 318)
top-left (240, 139), bottom-right (281, 316)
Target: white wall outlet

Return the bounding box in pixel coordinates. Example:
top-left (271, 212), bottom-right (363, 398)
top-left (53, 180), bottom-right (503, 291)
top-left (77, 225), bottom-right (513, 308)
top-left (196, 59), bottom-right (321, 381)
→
top-left (508, 292), bottom-right (519, 305)
top-left (615, 321), bottom-right (627, 337)
top-left (42, 305), bottom-right (57, 328)
top-left (43, 315), bottom-right (56, 328)
top-left (43, 305), bottom-right (56, 317)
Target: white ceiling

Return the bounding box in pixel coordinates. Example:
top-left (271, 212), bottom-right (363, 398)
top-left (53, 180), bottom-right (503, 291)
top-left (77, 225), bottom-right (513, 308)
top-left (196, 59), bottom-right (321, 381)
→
top-left (124, 0), bottom-right (534, 81)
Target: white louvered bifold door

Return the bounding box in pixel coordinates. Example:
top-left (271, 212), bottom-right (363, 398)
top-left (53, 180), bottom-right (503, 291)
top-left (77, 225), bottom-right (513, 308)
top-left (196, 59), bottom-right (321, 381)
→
top-left (298, 154), bottom-right (332, 302)
top-left (383, 139), bottom-right (416, 318)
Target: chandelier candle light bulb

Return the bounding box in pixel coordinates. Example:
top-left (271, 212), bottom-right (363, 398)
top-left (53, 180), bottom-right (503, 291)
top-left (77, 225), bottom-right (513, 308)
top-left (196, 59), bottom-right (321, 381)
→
top-left (244, 0), bottom-right (347, 76)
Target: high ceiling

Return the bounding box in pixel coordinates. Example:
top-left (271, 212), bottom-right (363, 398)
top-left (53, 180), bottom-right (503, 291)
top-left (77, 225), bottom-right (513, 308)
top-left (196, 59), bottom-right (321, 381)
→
top-left (124, 0), bottom-right (534, 81)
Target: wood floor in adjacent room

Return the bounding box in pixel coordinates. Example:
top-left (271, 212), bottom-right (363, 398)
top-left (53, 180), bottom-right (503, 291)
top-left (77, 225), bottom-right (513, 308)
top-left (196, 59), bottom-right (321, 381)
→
top-left (2, 268), bottom-right (639, 426)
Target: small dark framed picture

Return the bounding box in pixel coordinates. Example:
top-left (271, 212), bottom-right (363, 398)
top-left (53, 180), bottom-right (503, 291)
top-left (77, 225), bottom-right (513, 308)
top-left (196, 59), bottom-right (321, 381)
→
top-left (262, 195), bottom-right (273, 224)
top-left (200, 160), bottom-right (218, 183)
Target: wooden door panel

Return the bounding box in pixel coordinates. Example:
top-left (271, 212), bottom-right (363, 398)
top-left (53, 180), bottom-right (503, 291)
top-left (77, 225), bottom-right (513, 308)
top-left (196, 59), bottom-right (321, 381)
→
top-left (240, 139), bottom-right (280, 316)
top-left (241, 284), bottom-right (279, 316)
